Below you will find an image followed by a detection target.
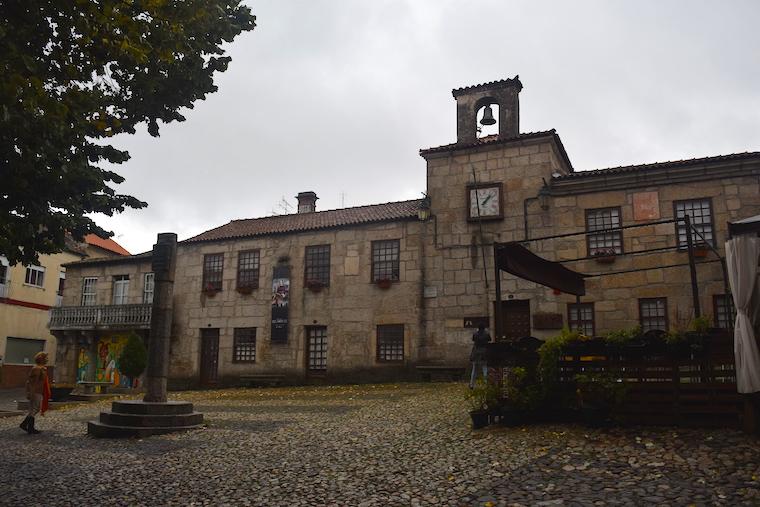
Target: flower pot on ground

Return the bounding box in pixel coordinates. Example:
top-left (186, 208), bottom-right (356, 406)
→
top-left (375, 278), bottom-right (392, 289)
top-left (465, 379), bottom-right (500, 429)
top-left (470, 410), bottom-right (490, 429)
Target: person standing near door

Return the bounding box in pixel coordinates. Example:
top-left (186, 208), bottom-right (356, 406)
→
top-left (469, 323), bottom-right (491, 388)
top-left (20, 351), bottom-right (51, 434)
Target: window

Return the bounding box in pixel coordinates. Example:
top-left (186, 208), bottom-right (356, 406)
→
top-left (57, 270), bottom-right (65, 296)
top-left (674, 198), bottom-right (714, 248)
top-left (237, 250), bottom-right (259, 289)
top-left (112, 275), bottom-right (129, 305)
top-left (586, 207), bottom-right (623, 256)
top-left (713, 294), bottom-right (736, 329)
top-left (4, 337), bottom-right (45, 364)
top-left (233, 328), bottom-right (256, 362)
top-left (639, 298), bottom-right (668, 333)
top-left (24, 265), bottom-right (45, 287)
top-left (81, 277), bottom-right (97, 306)
top-left (143, 273), bottom-right (155, 304)
top-left (377, 324), bottom-right (404, 362)
top-left (568, 303), bottom-right (595, 336)
top-left (307, 327), bottom-right (328, 371)
top-left (305, 245), bottom-right (330, 286)
top-left (372, 239), bottom-right (400, 282)
top-left (203, 253), bottom-right (224, 291)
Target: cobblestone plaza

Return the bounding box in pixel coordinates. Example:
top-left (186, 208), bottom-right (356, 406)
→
top-left (1, 383), bottom-right (759, 506)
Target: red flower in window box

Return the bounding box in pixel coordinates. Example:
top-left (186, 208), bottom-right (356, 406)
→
top-left (376, 278), bottom-right (392, 289)
top-left (203, 283), bottom-right (219, 297)
top-left (236, 286), bottom-right (253, 295)
top-left (693, 242), bottom-right (710, 259)
top-left (306, 280), bottom-right (324, 293)
top-left (592, 248), bottom-right (617, 264)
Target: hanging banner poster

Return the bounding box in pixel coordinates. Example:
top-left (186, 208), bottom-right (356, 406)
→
top-left (271, 265), bottom-right (290, 343)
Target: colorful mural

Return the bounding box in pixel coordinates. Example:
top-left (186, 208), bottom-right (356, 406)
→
top-left (75, 333), bottom-right (140, 388)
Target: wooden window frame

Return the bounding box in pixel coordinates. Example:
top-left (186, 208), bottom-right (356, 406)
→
top-left (567, 303), bottom-right (595, 337)
top-left (232, 327), bottom-right (257, 363)
top-left (81, 276), bottom-right (98, 306)
top-left (674, 198), bottom-right (715, 249)
top-left (376, 324), bottom-right (404, 362)
top-left (713, 294), bottom-right (735, 330)
top-left (304, 245), bottom-right (331, 287)
top-left (371, 239), bottom-right (400, 283)
top-left (638, 297), bottom-right (669, 333)
top-left (585, 207), bottom-right (623, 256)
top-left (236, 250), bottom-right (260, 290)
top-left (203, 253), bottom-right (224, 292)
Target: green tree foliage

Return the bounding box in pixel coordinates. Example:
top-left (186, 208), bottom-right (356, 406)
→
top-left (0, 1), bottom-right (255, 265)
top-left (119, 332), bottom-right (148, 380)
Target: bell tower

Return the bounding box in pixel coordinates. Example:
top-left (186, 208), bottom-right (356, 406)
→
top-left (453, 76), bottom-right (522, 145)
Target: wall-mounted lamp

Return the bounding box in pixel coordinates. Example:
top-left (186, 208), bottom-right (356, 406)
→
top-left (418, 193), bottom-right (431, 222)
top-left (538, 180), bottom-right (551, 211)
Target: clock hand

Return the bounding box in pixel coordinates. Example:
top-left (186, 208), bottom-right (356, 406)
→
top-left (481, 194), bottom-right (492, 205)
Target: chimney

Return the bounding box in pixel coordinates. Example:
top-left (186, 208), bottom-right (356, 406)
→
top-left (296, 191), bottom-right (318, 214)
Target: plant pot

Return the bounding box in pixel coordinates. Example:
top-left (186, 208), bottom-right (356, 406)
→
top-left (470, 410), bottom-right (490, 429)
top-left (204, 290), bottom-right (218, 298)
top-left (236, 287), bottom-right (253, 295)
top-left (595, 255), bottom-right (616, 264)
top-left (307, 282), bottom-right (324, 293)
top-left (693, 249), bottom-right (708, 258)
top-left (376, 279), bottom-right (392, 290)
top-left (50, 386), bottom-right (74, 402)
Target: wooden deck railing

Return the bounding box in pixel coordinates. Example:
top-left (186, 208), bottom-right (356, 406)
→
top-left (49, 304), bottom-right (152, 330)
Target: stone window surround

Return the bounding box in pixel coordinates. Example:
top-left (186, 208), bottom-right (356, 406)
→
top-left (24, 265), bottom-right (46, 288)
top-left (236, 250), bottom-right (260, 289)
top-left (567, 303), bottom-right (595, 337)
top-left (585, 207), bottom-right (623, 256)
top-left (304, 244), bottom-right (331, 287)
top-left (371, 239), bottom-right (401, 283)
top-left (674, 197), bottom-right (715, 249)
top-left (639, 297), bottom-right (668, 333)
top-left (203, 253), bottom-right (224, 292)
top-left (232, 327), bottom-right (256, 363)
top-left (376, 324), bottom-right (404, 362)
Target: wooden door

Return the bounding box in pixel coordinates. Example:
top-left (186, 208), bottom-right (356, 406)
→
top-left (200, 329), bottom-right (219, 386)
top-left (496, 300), bottom-right (531, 340)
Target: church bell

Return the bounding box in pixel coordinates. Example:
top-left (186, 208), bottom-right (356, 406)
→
top-left (480, 104), bottom-right (496, 126)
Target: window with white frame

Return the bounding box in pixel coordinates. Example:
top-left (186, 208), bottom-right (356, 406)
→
top-left (143, 273), bottom-right (155, 304)
top-left (586, 207), bottom-right (623, 256)
top-left (24, 265), bottom-right (45, 287)
top-left (112, 275), bottom-right (129, 305)
top-left (674, 198), bottom-right (714, 248)
top-left (639, 298), bottom-right (668, 333)
top-left (81, 277), bottom-right (97, 306)
top-left (713, 294), bottom-right (736, 329)
top-left (568, 303), bottom-right (595, 336)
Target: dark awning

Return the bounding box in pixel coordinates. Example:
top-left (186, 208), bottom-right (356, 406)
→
top-left (729, 214), bottom-right (760, 237)
top-left (495, 242), bottom-right (587, 296)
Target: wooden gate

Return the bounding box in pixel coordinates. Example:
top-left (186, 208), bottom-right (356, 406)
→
top-left (200, 329), bottom-right (219, 386)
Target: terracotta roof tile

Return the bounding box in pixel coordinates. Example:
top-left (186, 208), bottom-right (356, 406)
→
top-left (552, 151), bottom-right (760, 180)
top-left (184, 199), bottom-right (424, 243)
top-left (84, 234), bottom-right (131, 256)
top-left (451, 76), bottom-right (523, 97)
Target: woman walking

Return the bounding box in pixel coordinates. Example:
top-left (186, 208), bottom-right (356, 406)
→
top-left (19, 351), bottom-right (51, 434)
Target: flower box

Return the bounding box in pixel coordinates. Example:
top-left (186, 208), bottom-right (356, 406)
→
top-left (375, 278), bottom-right (392, 289)
top-left (203, 283), bottom-right (220, 297)
top-left (693, 243), bottom-right (710, 258)
top-left (306, 280), bottom-right (324, 293)
top-left (592, 249), bottom-right (617, 264)
top-left (236, 286), bottom-right (253, 295)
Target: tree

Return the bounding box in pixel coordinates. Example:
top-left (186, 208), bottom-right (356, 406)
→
top-left (0, 1), bottom-right (255, 265)
top-left (119, 332), bottom-right (148, 385)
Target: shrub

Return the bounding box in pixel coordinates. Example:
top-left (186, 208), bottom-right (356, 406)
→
top-left (604, 325), bottom-right (642, 346)
top-left (119, 332), bottom-right (148, 382)
top-left (464, 379), bottom-right (501, 412)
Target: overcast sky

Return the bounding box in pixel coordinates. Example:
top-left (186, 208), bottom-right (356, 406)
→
top-left (96, 0), bottom-right (760, 255)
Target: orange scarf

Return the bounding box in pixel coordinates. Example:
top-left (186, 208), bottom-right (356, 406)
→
top-left (41, 371), bottom-right (51, 415)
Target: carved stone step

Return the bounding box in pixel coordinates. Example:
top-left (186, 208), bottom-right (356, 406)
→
top-left (99, 411), bottom-right (204, 428)
top-left (111, 400), bottom-right (194, 415)
top-left (87, 421), bottom-right (204, 438)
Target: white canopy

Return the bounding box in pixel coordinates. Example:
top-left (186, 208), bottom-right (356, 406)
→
top-left (725, 235), bottom-right (760, 393)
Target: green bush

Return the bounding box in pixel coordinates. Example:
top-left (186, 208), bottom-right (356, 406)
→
top-left (119, 332), bottom-right (148, 381)
top-left (604, 325), bottom-right (642, 346)
top-left (464, 379), bottom-right (500, 412)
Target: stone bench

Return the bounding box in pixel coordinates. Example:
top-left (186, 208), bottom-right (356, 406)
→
top-left (416, 365), bottom-right (466, 382)
top-left (240, 374), bottom-right (286, 387)
top-left (77, 381), bottom-right (113, 395)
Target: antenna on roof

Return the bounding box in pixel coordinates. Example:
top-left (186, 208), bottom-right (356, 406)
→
top-left (340, 192), bottom-right (346, 208)
top-left (270, 196), bottom-right (293, 216)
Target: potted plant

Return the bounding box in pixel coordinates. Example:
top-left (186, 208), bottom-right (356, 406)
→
top-left (236, 285), bottom-right (253, 295)
top-left (375, 278), bottom-right (392, 289)
top-left (306, 279), bottom-right (324, 293)
top-left (500, 366), bottom-right (545, 425)
top-left (465, 378), bottom-right (500, 429)
top-left (592, 248), bottom-right (617, 264)
top-left (203, 282), bottom-right (219, 297)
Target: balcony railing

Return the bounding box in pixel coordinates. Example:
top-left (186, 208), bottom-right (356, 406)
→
top-left (49, 304), bottom-right (152, 330)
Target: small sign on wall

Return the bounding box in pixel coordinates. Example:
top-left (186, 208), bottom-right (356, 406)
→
top-left (633, 191), bottom-right (660, 221)
top-left (463, 316), bottom-right (489, 328)
top-left (423, 286), bottom-right (438, 298)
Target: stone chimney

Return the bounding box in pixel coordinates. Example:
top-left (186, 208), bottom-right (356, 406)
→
top-left (296, 191), bottom-right (318, 214)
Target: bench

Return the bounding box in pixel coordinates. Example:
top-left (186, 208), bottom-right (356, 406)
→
top-left (240, 374), bottom-right (286, 387)
top-left (416, 365), bottom-right (466, 382)
top-left (77, 381), bottom-right (113, 395)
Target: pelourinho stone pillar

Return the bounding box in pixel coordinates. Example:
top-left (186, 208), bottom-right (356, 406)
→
top-left (143, 233), bottom-right (177, 403)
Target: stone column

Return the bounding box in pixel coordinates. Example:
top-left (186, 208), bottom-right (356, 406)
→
top-left (143, 233), bottom-right (177, 403)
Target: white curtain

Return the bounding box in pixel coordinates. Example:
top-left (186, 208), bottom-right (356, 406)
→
top-left (726, 235), bottom-right (760, 393)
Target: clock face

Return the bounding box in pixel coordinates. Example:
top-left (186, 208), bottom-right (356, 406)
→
top-left (469, 185), bottom-right (501, 219)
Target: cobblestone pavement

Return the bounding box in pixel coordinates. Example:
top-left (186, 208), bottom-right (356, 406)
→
top-left (0, 383), bottom-right (758, 506)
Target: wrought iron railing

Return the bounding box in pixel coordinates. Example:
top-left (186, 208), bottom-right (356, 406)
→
top-left (49, 304), bottom-right (152, 330)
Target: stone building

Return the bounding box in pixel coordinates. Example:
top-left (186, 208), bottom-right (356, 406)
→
top-left (51, 77), bottom-right (760, 388)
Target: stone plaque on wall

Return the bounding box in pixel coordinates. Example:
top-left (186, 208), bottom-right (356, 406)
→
top-left (633, 191), bottom-right (660, 221)
top-left (532, 312), bottom-right (563, 330)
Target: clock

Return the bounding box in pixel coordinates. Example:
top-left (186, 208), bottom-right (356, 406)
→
top-left (467, 183), bottom-right (503, 221)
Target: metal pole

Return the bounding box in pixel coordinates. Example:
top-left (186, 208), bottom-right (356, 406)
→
top-left (469, 164), bottom-right (489, 290)
top-left (683, 215), bottom-right (701, 318)
top-left (494, 243), bottom-right (502, 341)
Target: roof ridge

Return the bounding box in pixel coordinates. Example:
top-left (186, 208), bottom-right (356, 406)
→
top-left (230, 198), bottom-right (425, 223)
top-left (452, 76), bottom-right (523, 97)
